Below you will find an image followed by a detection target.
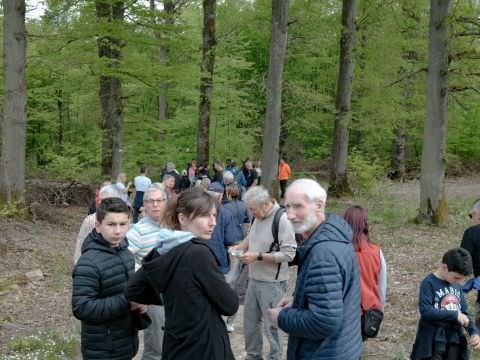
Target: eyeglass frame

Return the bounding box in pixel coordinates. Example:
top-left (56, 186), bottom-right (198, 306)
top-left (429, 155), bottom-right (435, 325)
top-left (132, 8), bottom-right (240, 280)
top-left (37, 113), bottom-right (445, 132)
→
top-left (144, 198), bottom-right (167, 204)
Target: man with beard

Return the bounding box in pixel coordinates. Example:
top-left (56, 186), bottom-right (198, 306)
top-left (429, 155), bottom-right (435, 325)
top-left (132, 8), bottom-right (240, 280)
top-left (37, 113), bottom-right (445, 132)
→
top-left (267, 179), bottom-right (363, 360)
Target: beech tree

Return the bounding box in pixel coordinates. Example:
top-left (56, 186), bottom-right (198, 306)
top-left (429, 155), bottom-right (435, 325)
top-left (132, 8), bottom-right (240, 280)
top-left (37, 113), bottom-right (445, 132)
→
top-left (329, 0), bottom-right (357, 196)
top-left (417, 0), bottom-right (452, 224)
top-left (261, 0), bottom-right (289, 197)
top-left (96, 0), bottom-right (125, 178)
top-left (150, 0), bottom-right (175, 140)
top-left (196, 0), bottom-right (216, 165)
top-left (0, 0), bottom-right (27, 203)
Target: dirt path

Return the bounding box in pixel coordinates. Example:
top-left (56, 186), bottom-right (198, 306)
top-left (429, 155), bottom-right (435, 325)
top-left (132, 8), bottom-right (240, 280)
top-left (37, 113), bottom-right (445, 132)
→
top-left (1, 176), bottom-right (480, 359)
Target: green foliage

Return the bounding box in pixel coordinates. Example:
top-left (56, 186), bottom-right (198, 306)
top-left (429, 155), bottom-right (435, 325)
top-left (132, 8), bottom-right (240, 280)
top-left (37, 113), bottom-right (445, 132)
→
top-left (0, 200), bottom-right (30, 219)
top-left (5, 0), bottom-right (480, 183)
top-left (2, 330), bottom-right (78, 360)
top-left (347, 151), bottom-right (385, 195)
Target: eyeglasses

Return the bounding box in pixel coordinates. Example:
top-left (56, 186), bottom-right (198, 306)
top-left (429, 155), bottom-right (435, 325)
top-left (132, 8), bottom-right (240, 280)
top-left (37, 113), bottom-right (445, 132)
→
top-left (145, 199), bottom-right (166, 204)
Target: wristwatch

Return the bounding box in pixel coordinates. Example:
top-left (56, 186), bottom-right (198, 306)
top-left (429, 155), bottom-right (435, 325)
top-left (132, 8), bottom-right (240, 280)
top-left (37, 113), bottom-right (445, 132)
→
top-left (257, 252), bottom-right (263, 261)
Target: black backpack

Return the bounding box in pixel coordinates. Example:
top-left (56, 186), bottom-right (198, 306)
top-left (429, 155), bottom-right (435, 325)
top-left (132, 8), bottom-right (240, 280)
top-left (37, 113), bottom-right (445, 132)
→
top-left (267, 206), bottom-right (302, 280)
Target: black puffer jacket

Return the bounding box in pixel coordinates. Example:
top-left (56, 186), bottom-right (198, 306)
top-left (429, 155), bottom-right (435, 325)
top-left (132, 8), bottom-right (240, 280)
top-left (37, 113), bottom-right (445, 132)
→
top-left (72, 230), bottom-right (138, 360)
top-left (461, 224), bottom-right (480, 302)
top-left (125, 238), bottom-right (239, 360)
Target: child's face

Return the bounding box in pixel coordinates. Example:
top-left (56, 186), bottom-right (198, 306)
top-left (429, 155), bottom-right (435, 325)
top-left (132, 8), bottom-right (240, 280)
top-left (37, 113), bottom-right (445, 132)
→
top-left (95, 212), bottom-right (129, 247)
top-left (439, 265), bottom-right (467, 284)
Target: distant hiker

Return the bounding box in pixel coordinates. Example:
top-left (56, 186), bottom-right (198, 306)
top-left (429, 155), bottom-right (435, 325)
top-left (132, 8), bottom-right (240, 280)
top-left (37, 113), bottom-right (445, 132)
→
top-left (179, 170), bottom-right (191, 192)
top-left (187, 159), bottom-right (197, 185)
top-left (87, 178), bottom-right (112, 215)
top-left (72, 198), bottom-right (147, 360)
top-left (225, 159), bottom-right (233, 173)
top-left (254, 160), bottom-right (262, 185)
top-left (74, 185), bottom-right (123, 264)
top-left (162, 174), bottom-right (177, 201)
top-left (163, 162), bottom-right (181, 192)
top-left (231, 186), bottom-right (296, 359)
top-left (133, 165), bottom-right (152, 223)
top-left (410, 248), bottom-right (480, 359)
top-left (115, 172), bottom-right (132, 207)
top-left (278, 158), bottom-right (292, 198)
top-left (344, 205), bottom-right (387, 340)
top-left (231, 161), bottom-right (247, 194)
top-left (244, 160), bottom-right (259, 189)
top-left (125, 189), bottom-right (239, 360)
top-left (461, 198), bottom-right (480, 327)
top-left (212, 160), bottom-right (224, 183)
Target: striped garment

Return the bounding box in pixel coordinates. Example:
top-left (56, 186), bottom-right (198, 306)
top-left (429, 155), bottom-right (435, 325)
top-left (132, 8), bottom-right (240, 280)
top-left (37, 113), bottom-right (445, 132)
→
top-left (127, 216), bottom-right (193, 270)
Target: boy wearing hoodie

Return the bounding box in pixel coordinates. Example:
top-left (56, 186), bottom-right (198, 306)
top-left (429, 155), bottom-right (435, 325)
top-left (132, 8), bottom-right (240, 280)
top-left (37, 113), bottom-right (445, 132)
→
top-left (72, 198), bottom-right (146, 360)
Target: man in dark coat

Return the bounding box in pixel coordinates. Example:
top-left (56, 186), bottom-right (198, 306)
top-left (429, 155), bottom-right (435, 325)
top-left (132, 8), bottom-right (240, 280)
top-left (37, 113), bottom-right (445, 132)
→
top-left (461, 199), bottom-right (480, 326)
top-left (267, 179), bottom-right (363, 360)
top-left (72, 198), bottom-right (146, 360)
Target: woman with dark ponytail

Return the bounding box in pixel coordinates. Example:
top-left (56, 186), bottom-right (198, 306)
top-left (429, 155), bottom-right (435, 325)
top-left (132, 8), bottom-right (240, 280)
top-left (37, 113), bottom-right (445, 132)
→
top-left (126, 188), bottom-right (239, 360)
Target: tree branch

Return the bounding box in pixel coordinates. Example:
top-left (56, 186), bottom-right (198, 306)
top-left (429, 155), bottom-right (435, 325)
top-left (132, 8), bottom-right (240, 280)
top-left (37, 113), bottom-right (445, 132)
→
top-left (384, 68), bottom-right (427, 87)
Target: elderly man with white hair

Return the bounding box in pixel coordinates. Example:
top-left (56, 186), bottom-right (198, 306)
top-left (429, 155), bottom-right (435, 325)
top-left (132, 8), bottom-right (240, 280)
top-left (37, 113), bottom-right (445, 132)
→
top-left (267, 179), bottom-right (363, 360)
top-left (233, 185), bottom-right (296, 360)
top-left (461, 198), bottom-right (480, 327)
top-left (269, 179), bottom-right (362, 360)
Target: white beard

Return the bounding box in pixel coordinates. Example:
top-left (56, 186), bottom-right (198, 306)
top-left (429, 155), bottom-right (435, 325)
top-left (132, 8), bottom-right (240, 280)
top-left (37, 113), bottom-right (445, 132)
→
top-left (291, 212), bottom-right (317, 234)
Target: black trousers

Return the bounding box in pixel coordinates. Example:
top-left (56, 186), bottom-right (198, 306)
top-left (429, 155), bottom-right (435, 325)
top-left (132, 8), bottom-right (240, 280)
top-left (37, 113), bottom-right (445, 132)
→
top-left (280, 180), bottom-right (288, 198)
top-left (430, 343), bottom-right (460, 360)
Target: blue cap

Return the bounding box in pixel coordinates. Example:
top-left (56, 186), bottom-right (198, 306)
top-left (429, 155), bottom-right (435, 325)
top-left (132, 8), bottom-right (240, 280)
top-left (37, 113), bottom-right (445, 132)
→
top-left (207, 182), bottom-right (225, 194)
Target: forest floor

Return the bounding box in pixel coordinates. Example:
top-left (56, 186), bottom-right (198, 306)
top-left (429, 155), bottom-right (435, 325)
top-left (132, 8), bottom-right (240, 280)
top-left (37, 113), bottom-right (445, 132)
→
top-left (1, 175), bottom-right (480, 359)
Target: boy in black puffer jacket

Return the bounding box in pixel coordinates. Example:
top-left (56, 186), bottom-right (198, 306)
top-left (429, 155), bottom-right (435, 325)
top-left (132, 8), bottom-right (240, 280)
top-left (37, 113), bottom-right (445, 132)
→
top-left (72, 198), bottom-right (147, 360)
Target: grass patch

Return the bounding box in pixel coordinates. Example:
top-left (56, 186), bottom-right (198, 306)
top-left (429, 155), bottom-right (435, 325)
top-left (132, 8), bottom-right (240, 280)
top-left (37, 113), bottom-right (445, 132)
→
top-left (1, 330), bottom-right (78, 360)
top-left (49, 236), bottom-right (73, 291)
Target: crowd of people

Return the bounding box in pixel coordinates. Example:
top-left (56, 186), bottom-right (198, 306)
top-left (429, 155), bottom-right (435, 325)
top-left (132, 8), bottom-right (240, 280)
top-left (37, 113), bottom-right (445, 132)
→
top-left (71, 159), bottom-right (480, 360)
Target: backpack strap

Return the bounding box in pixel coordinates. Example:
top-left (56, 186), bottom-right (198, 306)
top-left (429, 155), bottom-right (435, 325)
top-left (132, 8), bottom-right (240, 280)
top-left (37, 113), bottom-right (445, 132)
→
top-left (269, 207), bottom-right (286, 280)
top-left (271, 207), bottom-right (286, 248)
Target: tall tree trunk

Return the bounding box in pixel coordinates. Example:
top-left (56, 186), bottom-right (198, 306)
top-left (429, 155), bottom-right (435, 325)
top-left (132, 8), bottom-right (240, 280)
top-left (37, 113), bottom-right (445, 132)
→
top-left (417, 0), bottom-right (451, 224)
top-left (96, 1), bottom-right (124, 178)
top-left (56, 88), bottom-right (64, 154)
top-left (196, 0), bottom-right (216, 166)
top-left (391, 4), bottom-right (421, 181)
top-left (261, 0), bottom-right (289, 198)
top-left (0, 0), bottom-right (27, 204)
top-left (329, 0), bottom-right (356, 197)
top-left (391, 126), bottom-right (406, 180)
top-left (150, 0), bottom-right (174, 141)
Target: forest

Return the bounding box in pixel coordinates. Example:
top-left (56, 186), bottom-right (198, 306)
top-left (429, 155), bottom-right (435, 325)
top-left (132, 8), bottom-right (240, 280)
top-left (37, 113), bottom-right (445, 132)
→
top-left (1, 1), bottom-right (480, 359)
top-left (0, 0), bottom-right (479, 223)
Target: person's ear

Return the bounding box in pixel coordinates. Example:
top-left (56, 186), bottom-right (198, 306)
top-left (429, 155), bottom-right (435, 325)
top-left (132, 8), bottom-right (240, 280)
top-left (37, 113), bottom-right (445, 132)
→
top-left (178, 213), bottom-right (188, 227)
top-left (94, 220), bottom-right (101, 233)
top-left (316, 200), bottom-right (324, 212)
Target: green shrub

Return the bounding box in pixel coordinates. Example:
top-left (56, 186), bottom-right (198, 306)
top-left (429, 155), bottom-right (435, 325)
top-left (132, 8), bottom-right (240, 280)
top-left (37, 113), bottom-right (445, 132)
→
top-left (0, 200), bottom-right (30, 219)
top-left (348, 151), bottom-right (385, 195)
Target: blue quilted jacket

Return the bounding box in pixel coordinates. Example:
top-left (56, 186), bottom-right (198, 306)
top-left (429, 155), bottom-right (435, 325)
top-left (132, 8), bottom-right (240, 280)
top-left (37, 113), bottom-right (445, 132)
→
top-left (278, 213), bottom-right (363, 360)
